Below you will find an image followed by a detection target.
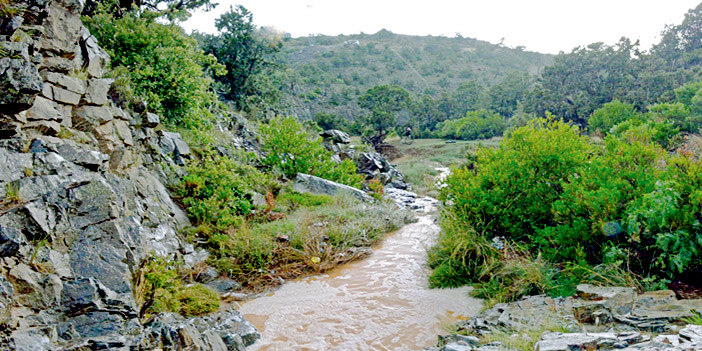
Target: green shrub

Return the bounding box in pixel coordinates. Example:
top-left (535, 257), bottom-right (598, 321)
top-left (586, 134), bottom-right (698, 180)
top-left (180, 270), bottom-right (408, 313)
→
top-left (135, 256), bottom-right (220, 318)
top-left (431, 114), bottom-right (702, 300)
top-left (277, 189), bottom-right (333, 211)
top-left (441, 117), bottom-right (590, 242)
top-left (176, 284), bottom-right (221, 316)
top-left (174, 155), bottom-right (266, 230)
top-left (84, 9), bottom-right (224, 128)
top-left (436, 109), bottom-right (506, 140)
top-left (205, 194), bottom-right (412, 288)
top-left (588, 100), bottom-right (639, 134)
top-left (259, 116), bottom-right (363, 187)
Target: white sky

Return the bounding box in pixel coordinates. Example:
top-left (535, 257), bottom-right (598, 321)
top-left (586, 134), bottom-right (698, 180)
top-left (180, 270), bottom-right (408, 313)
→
top-left (182, 1), bottom-right (701, 54)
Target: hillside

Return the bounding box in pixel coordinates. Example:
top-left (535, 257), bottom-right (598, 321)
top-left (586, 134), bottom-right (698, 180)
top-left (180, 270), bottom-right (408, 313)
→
top-left (275, 30), bottom-right (554, 121)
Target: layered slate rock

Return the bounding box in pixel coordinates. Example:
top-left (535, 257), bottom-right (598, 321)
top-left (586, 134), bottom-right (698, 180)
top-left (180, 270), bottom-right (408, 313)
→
top-left (0, 0), bottom-right (261, 349)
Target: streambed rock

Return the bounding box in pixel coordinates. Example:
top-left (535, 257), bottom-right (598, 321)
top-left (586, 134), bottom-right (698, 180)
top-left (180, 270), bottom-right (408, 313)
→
top-left (293, 172), bottom-right (373, 202)
top-left (426, 284), bottom-right (702, 351)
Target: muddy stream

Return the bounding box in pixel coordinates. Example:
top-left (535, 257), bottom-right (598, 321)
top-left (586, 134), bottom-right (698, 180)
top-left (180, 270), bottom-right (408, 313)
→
top-left (239, 186), bottom-right (483, 350)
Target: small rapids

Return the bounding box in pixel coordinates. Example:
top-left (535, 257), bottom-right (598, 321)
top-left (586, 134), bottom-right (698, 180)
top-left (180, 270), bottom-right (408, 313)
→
top-left (239, 176), bottom-right (482, 350)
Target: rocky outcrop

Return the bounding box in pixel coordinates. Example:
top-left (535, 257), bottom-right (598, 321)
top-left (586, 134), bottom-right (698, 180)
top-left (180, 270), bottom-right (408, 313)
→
top-left (425, 285), bottom-right (702, 351)
top-left (0, 0), bottom-right (258, 349)
top-left (319, 129), bottom-right (411, 191)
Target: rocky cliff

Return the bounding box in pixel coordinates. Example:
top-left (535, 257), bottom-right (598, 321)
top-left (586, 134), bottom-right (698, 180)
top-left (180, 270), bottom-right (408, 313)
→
top-left (0, 0), bottom-right (257, 349)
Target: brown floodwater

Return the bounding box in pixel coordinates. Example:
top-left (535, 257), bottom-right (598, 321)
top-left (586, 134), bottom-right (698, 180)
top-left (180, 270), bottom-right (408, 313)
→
top-left (238, 215), bottom-right (483, 351)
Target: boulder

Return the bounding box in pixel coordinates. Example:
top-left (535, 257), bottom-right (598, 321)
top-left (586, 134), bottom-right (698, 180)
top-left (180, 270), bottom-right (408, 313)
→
top-left (142, 112), bottom-right (160, 128)
top-left (24, 120), bottom-right (62, 136)
top-left (79, 26), bottom-right (110, 78)
top-left (0, 148), bottom-right (33, 182)
top-left (0, 58), bottom-right (43, 114)
top-left (357, 151), bottom-right (391, 174)
top-left (51, 85), bottom-right (82, 105)
top-left (293, 173), bottom-right (373, 202)
top-left (206, 278), bottom-right (242, 293)
top-left (195, 267), bottom-right (220, 284)
top-left (573, 300), bottom-right (612, 324)
top-left (321, 129), bottom-right (351, 144)
top-left (82, 78), bottom-right (112, 105)
top-left (25, 96), bottom-right (64, 121)
top-left (42, 72), bottom-right (85, 95)
top-left (0, 224), bottom-right (24, 257)
top-left (157, 131), bottom-right (190, 165)
top-left (142, 310), bottom-right (259, 350)
top-left (679, 325), bottom-right (702, 344)
top-left (72, 105), bottom-right (113, 130)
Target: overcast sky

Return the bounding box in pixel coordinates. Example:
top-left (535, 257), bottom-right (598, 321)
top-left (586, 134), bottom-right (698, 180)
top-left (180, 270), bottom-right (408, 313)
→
top-left (183, 1), bottom-right (701, 54)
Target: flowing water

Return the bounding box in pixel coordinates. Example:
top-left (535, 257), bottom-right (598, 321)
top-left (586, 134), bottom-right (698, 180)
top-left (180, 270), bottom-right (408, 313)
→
top-left (239, 193), bottom-right (483, 350)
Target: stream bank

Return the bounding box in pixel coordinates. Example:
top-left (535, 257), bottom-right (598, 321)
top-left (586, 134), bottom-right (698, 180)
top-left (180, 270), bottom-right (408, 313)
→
top-left (239, 174), bottom-right (483, 350)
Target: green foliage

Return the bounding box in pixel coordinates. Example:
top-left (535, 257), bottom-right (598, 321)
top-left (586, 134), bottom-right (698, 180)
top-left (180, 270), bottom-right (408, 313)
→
top-left (525, 39), bottom-right (641, 124)
top-left (83, 0), bottom-right (216, 21)
top-left (206, 192), bottom-right (412, 288)
top-left (84, 9), bottom-right (223, 128)
top-left (259, 116), bottom-right (363, 187)
top-left (431, 113), bottom-right (702, 300)
top-left (136, 256), bottom-right (220, 318)
top-left (277, 190), bottom-right (333, 211)
top-left (196, 5), bottom-right (281, 111)
top-left (176, 284), bottom-right (221, 316)
top-left (435, 109), bottom-right (506, 140)
top-left (314, 112), bottom-right (349, 131)
top-left (3, 182), bottom-right (20, 203)
top-left (488, 72), bottom-right (532, 117)
top-left (442, 118), bottom-right (590, 242)
top-left (358, 85), bottom-right (411, 149)
top-left (274, 30), bottom-right (552, 130)
top-left (589, 100), bottom-right (639, 133)
top-left (174, 153), bottom-right (266, 231)
top-left (0, 0), bottom-right (21, 19)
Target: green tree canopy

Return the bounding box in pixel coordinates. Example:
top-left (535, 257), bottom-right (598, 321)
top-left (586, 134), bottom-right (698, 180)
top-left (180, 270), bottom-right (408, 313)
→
top-left (358, 84), bottom-right (411, 149)
top-left (196, 5), bottom-right (281, 111)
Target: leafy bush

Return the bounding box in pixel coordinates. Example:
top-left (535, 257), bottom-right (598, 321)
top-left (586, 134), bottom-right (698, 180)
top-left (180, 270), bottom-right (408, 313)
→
top-left (436, 110), bottom-right (506, 140)
top-left (431, 115), bottom-right (702, 301)
top-left (173, 154), bottom-right (267, 231)
top-left (588, 100), bottom-right (639, 134)
top-left (84, 9), bottom-right (223, 128)
top-left (259, 116), bottom-right (363, 187)
top-left (441, 117), bottom-right (590, 242)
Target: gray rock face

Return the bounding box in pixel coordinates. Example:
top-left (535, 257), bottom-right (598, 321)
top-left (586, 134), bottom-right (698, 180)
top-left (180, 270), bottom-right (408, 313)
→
top-left (0, 0), bottom-right (268, 350)
top-left (156, 130), bottom-right (190, 165)
top-left (141, 310), bottom-right (260, 350)
top-left (79, 26), bottom-right (110, 78)
top-left (293, 173), bottom-right (373, 202)
top-left (142, 112), bottom-right (160, 128)
top-left (0, 58), bottom-right (44, 114)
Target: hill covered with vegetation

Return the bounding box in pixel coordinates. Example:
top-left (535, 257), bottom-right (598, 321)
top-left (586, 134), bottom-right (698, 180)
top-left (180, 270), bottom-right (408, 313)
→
top-left (273, 30), bottom-right (553, 126)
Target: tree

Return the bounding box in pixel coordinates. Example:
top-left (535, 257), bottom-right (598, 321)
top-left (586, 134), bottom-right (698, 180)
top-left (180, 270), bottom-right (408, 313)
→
top-left (84, 9), bottom-right (223, 127)
top-left (589, 100), bottom-right (639, 134)
top-left (653, 3), bottom-right (702, 69)
top-left (197, 6), bottom-right (281, 111)
top-left (83, 0), bottom-right (216, 21)
top-left (525, 39), bottom-right (640, 125)
top-left (358, 85), bottom-right (411, 150)
top-left (488, 72), bottom-right (531, 117)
